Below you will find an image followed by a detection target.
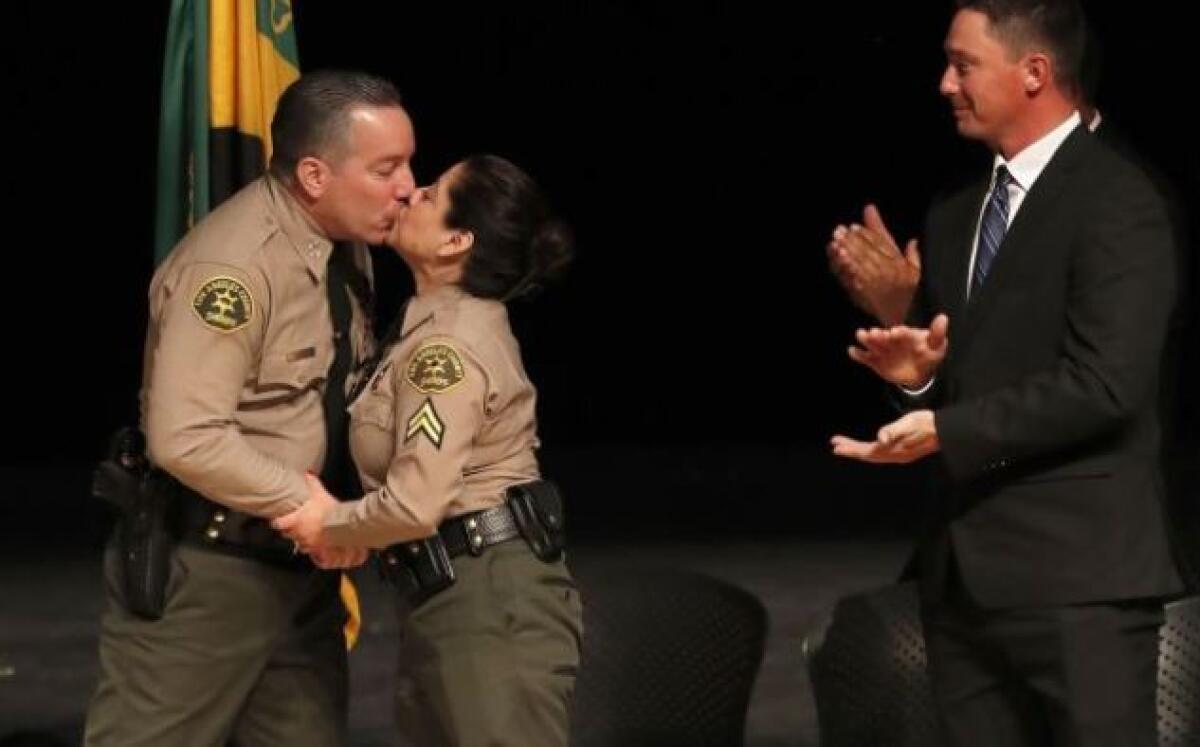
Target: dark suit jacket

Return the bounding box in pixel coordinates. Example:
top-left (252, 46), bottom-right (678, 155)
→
top-left (912, 124), bottom-right (1183, 609)
top-left (1095, 117), bottom-right (1200, 591)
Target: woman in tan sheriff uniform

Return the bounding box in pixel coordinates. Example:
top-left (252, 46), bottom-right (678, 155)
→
top-left (274, 154), bottom-right (582, 746)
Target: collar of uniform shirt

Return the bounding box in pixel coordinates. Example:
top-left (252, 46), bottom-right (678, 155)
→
top-left (264, 175), bottom-right (335, 278)
top-left (991, 110), bottom-right (1082, 200)
top-left (406, 283), bottom-right (466, 324)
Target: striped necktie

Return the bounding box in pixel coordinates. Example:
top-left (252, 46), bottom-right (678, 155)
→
top-left (972, 165), bottom-right (1013, 296)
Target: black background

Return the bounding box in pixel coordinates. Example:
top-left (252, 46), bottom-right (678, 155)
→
top-left (1, 1), bottom-right (1195, 544)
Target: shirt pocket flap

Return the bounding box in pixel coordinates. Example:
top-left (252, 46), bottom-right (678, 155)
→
top-left (257, 345), bottom-right (330, 391)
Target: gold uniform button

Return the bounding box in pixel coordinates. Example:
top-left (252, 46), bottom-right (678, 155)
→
top-left (205, 527), bottom-right (220, 541)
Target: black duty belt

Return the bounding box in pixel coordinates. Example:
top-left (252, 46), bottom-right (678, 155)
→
top-left (176, 484), bottom-right (313, 571)
top-left (438, 503), bottom-right (522, 558)
top-left (375, 483), bottom-right (566, 606)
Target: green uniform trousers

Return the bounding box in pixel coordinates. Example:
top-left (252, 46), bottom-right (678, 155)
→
top-left (85, 542), bottom-right (348, 746)
top-left (393, 541), bottom-right (584, 747)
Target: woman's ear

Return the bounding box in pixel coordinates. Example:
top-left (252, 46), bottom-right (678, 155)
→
top-left (436, 229), bottom-right (475, 260)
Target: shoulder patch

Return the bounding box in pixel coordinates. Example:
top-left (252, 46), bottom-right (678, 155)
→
top-left (405, 342), bottom-right (466, 394)
top-left (192, 276), bottom-right (254, 333)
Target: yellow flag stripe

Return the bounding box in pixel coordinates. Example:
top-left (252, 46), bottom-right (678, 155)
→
top-left (209, 0), bottom-right (299, 157)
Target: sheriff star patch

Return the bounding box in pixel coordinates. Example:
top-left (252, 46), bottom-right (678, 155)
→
top-left (405, 398), bottom-right (445, 449)
top-left (405, 343), bottom-right (465, 394)
top-left (192, 277), bottom-right (254, 333)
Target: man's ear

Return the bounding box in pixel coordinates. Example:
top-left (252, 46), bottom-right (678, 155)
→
top-left (1023, 52), bottom-right (1051, 94)
top-left (295, 156), bottom-right (332, 199)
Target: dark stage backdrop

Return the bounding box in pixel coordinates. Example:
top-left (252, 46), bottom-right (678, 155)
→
top-left (2, 1), bottom-right (1194, 542)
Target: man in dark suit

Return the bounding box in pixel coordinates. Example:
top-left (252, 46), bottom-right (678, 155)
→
top-left (831, 1), bottom-right (1182, 744)
top-left (825, 19), bottom-right (1108, 328)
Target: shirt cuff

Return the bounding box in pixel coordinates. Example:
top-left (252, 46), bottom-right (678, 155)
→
top-left (899, 376), bottom-right (936, 397)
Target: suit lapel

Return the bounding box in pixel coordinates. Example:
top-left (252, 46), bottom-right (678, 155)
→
top-left (955, 126), bottom-right (1090, 349)
top-left (936, 181), bottom-right (988, 328)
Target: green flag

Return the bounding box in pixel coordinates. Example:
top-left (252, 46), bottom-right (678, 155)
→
top-left (154, 0), bottom-right (300, 264)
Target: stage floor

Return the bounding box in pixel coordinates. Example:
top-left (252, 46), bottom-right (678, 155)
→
top-left (0, 537), bottom-right (908, 745)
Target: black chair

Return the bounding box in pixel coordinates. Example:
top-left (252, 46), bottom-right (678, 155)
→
top-left (803, 581), bottom-right (942, 747)
top-left (1158, 595), bottom-right (1200, 746)
top-left (804, 584), bottom-right (1200, 747)
top-left (569, 567), bottom-right (768, 747)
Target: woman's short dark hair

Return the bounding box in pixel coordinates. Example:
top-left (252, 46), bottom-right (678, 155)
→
top-left (447, 155), bottom-right (574, 301)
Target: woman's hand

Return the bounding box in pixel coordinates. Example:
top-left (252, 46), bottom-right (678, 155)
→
top-left (272, 474), bottom-right (368, 569)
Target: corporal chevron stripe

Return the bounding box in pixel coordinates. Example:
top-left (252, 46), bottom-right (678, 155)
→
top-left (406, 399), bottom-right (447, 449)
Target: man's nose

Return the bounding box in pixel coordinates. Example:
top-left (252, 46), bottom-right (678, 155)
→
top-left (395, 166), bottom-right (416, 200)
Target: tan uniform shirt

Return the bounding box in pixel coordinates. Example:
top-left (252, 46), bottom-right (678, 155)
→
top-left (142, 176), bottom-right (373, 518)
top-left (325, 284), bottom-right (540, 548)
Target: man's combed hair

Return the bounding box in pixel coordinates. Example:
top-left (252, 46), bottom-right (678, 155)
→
top-left (955, 0), bottom-right (1087, 97)
top-left (268, 70), bottom-right (403, 182)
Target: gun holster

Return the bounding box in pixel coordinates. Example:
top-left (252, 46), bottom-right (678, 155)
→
top-left (377, 536), bottom-right (456, 608)
top-left (507, 480), bottom-right (566, 562)
top-left (92, 427), bottom-right (179, 620)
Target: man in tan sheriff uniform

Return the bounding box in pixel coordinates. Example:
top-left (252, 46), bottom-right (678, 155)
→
top-left (84, 71), bottom-right (416, 746)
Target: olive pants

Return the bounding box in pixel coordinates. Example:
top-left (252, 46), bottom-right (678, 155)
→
top-left (85, 542), bottom-right (348, 747)
top-left (393, 541), bottom-right (584, 747)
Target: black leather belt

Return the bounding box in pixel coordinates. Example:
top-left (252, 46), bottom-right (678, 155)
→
top-left (438, 503), bottom-right (522, 558)
top-left (176, 483), bottom-right (313, 571)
